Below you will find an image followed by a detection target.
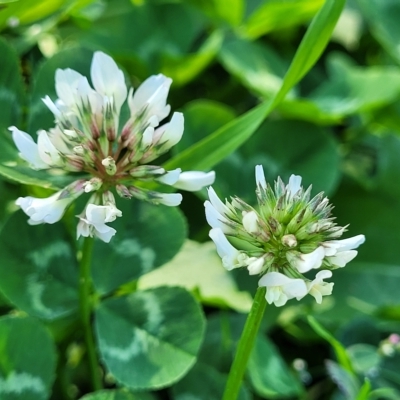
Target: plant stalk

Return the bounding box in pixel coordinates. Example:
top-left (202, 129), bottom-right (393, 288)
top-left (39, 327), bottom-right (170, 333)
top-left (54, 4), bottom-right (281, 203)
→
top-left (78, 236), bottom-right (102, 391)
top-left (222, 286), bottom-right (267, 400)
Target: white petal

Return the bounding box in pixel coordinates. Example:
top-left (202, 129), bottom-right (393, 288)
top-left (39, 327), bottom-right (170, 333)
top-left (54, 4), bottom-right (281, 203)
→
top-left (259, 271), bottom-right (294, 286)
top-left (55, 68), bottom-right (83, 107)
top-left (327, 250), bottom-right (358, 268)
top-left (91, 51), bottom-right (127, 111)
top-left (242, 211), bottom-right (259, 234)
top-left (42, 95), bottom-right (62, 118)
top-left (247, 257), bottom-right (264, 275)
top-left (156, 193), bottom-right (182, 206)
top-left (324, 234), bottom-right (365, 256)
top-left (204, 201), bottom-right (232, 233)
top-left (129, 74), bottom-right (172, 121)
top-left (287, 246), bottom-right (325, 273)
top-left (207, 187), bottom-right (231, 216)
top-left (287, 174), bottom-right (302, 198)
top-left (9, 126), bottom-right (48, 169)
top-left (94, 226), bottom-right (117, 243)
top-left (37, 130), bottom-right (61, 166)
top-left (259, 271), bottom-right (308, 307)
top-left (16, 192), bottom-right (74, 224)
top-left (158, 112), bottom-right (184, 149)
top-left (156, 168), bottom-right (181, 185)
top-left (307, 270), bottom-right (334, 304)
top-left (173, 171), bottom-right (215, 191)
top-left (255, 165), bottom-right (266, 190)
top-left (209, 228), bottom-right (244, 270)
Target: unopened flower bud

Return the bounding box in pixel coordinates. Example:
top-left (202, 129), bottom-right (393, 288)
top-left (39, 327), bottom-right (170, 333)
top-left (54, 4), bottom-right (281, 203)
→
top-left (83, 177), bottom-right (102, 193)
top-left (73, 145), bottom-right (85, 155)
top-left (282, 234), bottom-right (297, 248)
top-left (130, 165), bottom-right (165, 178)
top-left (102, 156), bottom-right (117, 175)
top-left (116, 184), bottom-right (132, 199)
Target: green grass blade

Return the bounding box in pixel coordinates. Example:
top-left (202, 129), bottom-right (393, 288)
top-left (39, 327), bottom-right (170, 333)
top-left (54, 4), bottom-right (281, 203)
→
top-left (165, 0), bottom-right (346, 172)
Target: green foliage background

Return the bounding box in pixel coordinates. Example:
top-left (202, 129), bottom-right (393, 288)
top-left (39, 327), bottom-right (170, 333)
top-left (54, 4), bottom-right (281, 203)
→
top-left (0, 0), bottom-right (400, 399)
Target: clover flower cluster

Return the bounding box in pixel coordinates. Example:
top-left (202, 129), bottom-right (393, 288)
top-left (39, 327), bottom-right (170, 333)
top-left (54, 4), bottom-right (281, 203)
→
top-left (205, 165), bottom-right (365, 307)
top-left (11, 52), bottom-right (214, 242)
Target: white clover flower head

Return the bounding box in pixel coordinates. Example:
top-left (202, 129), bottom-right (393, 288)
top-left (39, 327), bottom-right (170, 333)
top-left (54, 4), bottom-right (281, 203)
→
top-left (205, 165), bottom-right (365, 306)
top-left (10, 51), bottom-right (215, 242)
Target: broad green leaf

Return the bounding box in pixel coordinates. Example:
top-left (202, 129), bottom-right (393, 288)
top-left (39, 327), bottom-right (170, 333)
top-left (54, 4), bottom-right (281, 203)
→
top-left (308, 316), bottom-right (354, 373)
top-left (184, 0), bottom-right (244, 26)
top-left (91, 199), bottom-right (186, 295)
top-left (57, 1), bottom-right (205, 74)
top-left (0, 315), bottom-right (57, 400)
top-left (212, 119), bottom-right (340, 204)
top-left (95, 286), bottom-right (205, 390)
top-left (164, 0), bottom-right (346, 172)
top-left (0, 37), bottom-right (24, 131)
top-left (138, 240), bottom-right (253, 313)
top-left (347, 345), bottom-right (381, 375)
top-left (80, 389), bottom-right (155, 400)
top-left (218, 37), bottom-right (287, 98)
top-left (326, 262), bottom-right (400, 320)
top-left (307, 55), bottom-right (400, 118)
top-left (0, 211), bottom-right (78, 319)
top-left (325, 360), bottom-right (360, 399)
top-left (331, 167), bottom-right (400, 266)
top-left (369, 388), bottom-right (400, 400)
top-left (172, 362), bottom-right (251, 400)
top-left (160, 30), bottom-right (223, 87)
top-left (164, 100), bottom-right (270, 171)
top-left (196, 313), bottom-right (302, 398)
top-left (357, 0), bottom-right (400, 65)
top-left (241, 0), bottom-right (324, 39)
top-left (247, 334), bottom-right (303, 398)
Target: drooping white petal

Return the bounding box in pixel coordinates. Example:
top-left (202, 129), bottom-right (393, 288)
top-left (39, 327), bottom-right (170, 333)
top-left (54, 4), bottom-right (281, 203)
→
top-left (209, 228), bottom-right (246, 270)
top-left (246, 256), bottom-right (264, 275)
top-left (77, 203), bottom-right (121, 243)
top-left (9, 126), bottom-right (48, 169)
top-left (255, 165), bottom-right (266, 190)
top-left (173, 171), bottom-right (216, 191)
top-left (77, 215), bottom-right (117, 243)
top-left (327, 250), bottom-right (358, 268)
top-left (287, 174), bottom-right (302, 198)
top-left (287, 246), bottom-right (325, 273)
top-left (90, 51), bottom-right (127, 112)
top-left (307, 270), bottom-right (334, 304)
top-left (156, 168), bottom-right (181, 185)
top-left (129, 74), bottom-right (172, 121)
top-left (155, 193), bottom-right (182, 207)
top-left (37, 130), bottom-right (62, 166)
top-left (17, 192), bottom-right (75, 224)
top-left (259, 271), bottom-right (308, 307)
top-left (323, 234), bottom-right (366, 256)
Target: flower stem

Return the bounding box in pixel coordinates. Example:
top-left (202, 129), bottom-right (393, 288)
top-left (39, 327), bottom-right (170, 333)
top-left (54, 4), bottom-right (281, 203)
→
top-left (78, 236), bottom-right (102, 391)
top-left (222, 286), bottom-right (267, 400)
